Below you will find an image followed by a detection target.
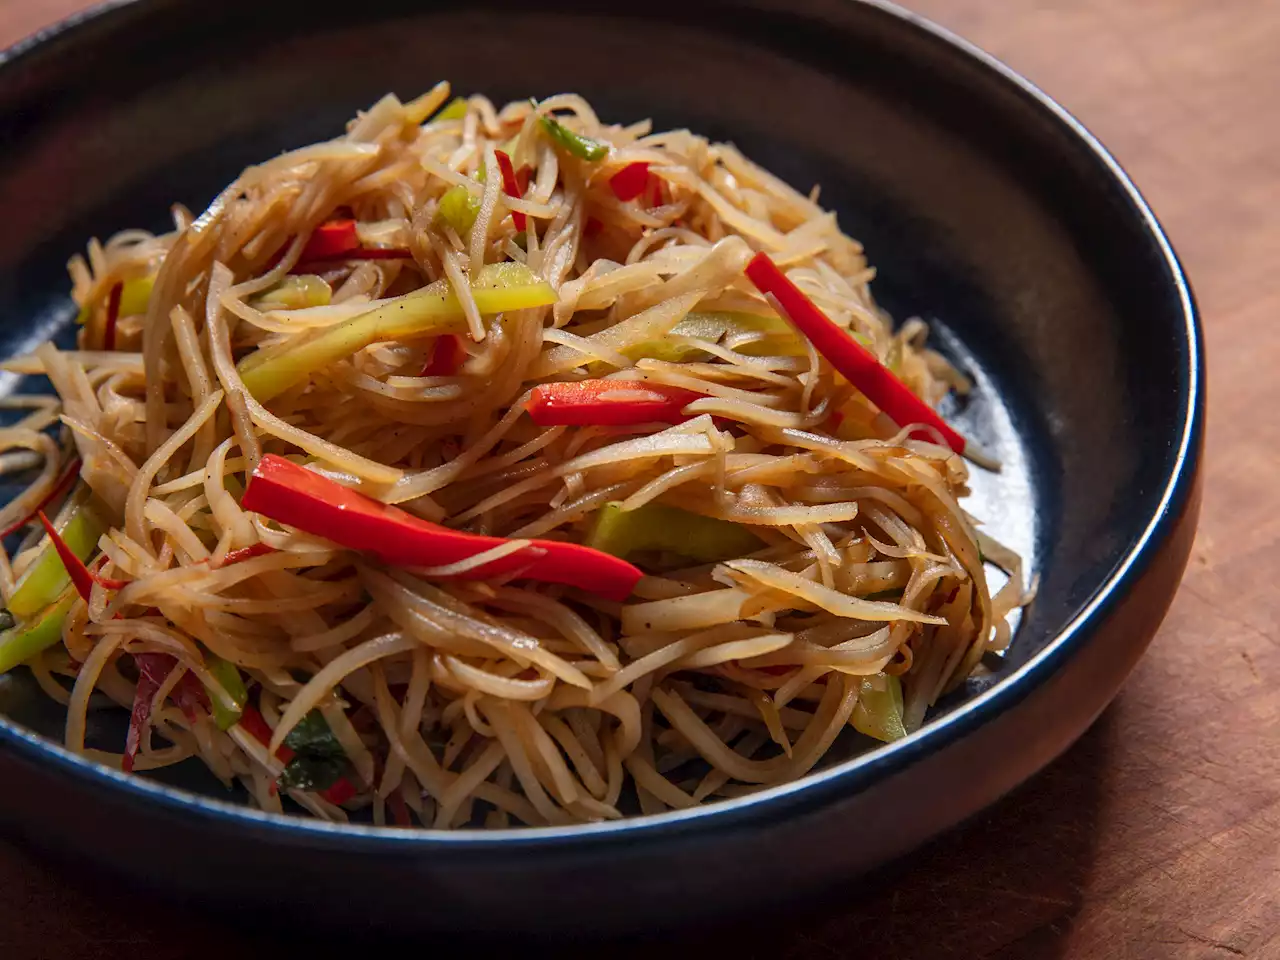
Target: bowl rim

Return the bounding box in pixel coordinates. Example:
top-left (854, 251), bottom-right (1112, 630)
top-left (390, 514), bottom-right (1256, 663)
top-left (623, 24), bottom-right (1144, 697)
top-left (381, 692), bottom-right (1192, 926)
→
top-left (0, 0), bottom-right (1203, 850)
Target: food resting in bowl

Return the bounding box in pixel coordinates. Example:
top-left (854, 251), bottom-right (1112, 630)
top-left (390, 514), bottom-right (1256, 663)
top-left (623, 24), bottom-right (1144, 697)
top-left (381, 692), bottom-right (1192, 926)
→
top-left (0, 86), bottom-right (1031, 828)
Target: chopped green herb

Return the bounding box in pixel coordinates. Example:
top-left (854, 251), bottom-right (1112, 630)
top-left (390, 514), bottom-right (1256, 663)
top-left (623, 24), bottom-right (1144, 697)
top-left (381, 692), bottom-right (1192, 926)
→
top-left (276, 709), bottom-right (351, 793)
top-left (283, 709), bottom-right (344, 759)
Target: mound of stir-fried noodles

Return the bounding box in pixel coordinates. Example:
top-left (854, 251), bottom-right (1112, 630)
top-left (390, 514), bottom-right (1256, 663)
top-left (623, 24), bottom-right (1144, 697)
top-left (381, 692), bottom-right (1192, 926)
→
top-left (0, 86), bottom-right (1032, 828)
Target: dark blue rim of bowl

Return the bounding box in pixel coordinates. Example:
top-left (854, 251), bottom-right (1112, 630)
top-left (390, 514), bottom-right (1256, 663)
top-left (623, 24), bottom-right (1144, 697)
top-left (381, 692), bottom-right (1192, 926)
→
top-left (0, 0), bottom-right (1203, 850)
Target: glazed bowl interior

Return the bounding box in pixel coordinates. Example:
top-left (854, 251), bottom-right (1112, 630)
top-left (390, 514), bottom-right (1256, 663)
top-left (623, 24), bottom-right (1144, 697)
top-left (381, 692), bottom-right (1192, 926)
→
top-left (0, 0), bottom-right (1198, 931)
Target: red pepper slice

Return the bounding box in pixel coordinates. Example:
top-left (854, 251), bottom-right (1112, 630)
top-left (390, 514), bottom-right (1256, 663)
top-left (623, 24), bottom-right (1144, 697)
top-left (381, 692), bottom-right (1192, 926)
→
top-left (609, 162), bottom-right (652, 203)
top-left (515, 165), bottom-right (533, 196)
top-left (1, 457), bottom-right (81, 538)
top-left (238, 704), bottom-right (358, 806)
top-left (494, 149), bottom-right (527, 232)
top-left (526, 380), bottom-right (705, 427)
top-left (122, 662), bottom-right (161, 773)
top-left (240, 455), bottom-right (643, 602)
top-left (134, 652), bottom-right (206, 723)
top-left (300, 219), bottom-right (360, 260)
top-left (103, 281), bottom-right (123, 352)
top-left (420, 334), bottom-right (465, 377)
top-left (322, 776), bottom-right (358, 806)
top-left (744, 252), bottom-right (966, 454)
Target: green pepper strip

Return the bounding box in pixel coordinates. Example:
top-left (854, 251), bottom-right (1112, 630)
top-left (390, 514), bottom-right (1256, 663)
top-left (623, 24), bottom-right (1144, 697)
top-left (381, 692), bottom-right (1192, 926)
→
top-left (433, 96), bottom-right (468, 122)
top-left (618, 311), bottom-right (808, 365)
top-left (8, 507), bottom-right (104, 620)
top-left (252, 275), bottom-right (332, 311)
top-left (206, 656), bottom-right (248, 731)
top-left (852, 674), bottom-right (906, 742)
top-left (436, 185), bottom-right (481, 236)
top-left (588, 501), bottom-right (763, 564)
top-left (237, 261), bottom-right (557, 403)
top-left (539, 114), bottom-right (608, 162)
top-left (0, 591), bottom-right (76, 675)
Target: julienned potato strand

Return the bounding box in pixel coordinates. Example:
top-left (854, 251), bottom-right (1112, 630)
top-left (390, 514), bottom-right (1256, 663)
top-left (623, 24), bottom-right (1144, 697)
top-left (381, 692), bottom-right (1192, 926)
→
top-left (0, 84), bottom-right (1032, 829)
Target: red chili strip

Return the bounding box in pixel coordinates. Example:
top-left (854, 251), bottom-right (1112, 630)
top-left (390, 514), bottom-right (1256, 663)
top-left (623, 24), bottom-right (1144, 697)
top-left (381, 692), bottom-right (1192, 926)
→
top-left (36, 511), bottom-right (130, 600)
top-left (237, 704), bottom-right (357, 806)
top-left (526, 380), bottom-right (705, 427)
top-left (37, 511), bottom-right (98, 602)
top-left (103, 282), bottom-right (123, 352)
top-left (388, 790), bottom-right (413, 827)
top-left (1, 457), bottom-right (81, 537)
top-left (420, 334), bottom-right (465, 377)
top-left (240, 455), bottom-right (643, 602)
top-left (744, 252), bottom-right (966, 454)
top-left (494, 149), bottom-right (527, 231)
top-left (215, 542), bottom-right (278, 568)
top-left (609, 162), bottom-right (651, 202)
top-left (300, 219), bottom-right (360, 260)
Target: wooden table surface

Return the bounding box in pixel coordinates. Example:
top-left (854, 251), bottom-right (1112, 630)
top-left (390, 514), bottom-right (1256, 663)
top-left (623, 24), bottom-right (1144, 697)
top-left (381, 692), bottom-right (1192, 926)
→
top-left (1, 1), bottom-right (1276, 957)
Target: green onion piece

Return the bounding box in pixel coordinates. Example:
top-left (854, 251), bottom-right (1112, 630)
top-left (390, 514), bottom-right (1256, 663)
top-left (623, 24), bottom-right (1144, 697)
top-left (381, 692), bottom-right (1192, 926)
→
top-left (252, 275), bottom-right (332, 311)
top-left (205, 656), bottom-right (248, 731)
top-left (8, 507), bottom-right (104, 620)
top-left (433, 96), bottom-right (468, 122)
top-left (436, 185), bottom-right (481, 236)
top-left (0, 591), bottom-right (76, 675)
top-left (238, 261), bottom-right (558, 403)
top-left (587, 501), bottom-right (763, 564)
top-left (539, 114), bottom-right (608, 162)
top-left (852, 674), bottom-right (906, 742)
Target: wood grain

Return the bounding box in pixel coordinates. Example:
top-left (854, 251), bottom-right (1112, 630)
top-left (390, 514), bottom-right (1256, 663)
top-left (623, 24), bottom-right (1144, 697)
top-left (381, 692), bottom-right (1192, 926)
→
top-left (1, 1), bottom-right (1276, 958)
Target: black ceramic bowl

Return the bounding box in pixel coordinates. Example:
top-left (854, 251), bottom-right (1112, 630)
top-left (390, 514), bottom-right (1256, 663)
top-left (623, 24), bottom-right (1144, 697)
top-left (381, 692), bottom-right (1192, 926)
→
top-left (0, 0), bottom-right (1201, 939)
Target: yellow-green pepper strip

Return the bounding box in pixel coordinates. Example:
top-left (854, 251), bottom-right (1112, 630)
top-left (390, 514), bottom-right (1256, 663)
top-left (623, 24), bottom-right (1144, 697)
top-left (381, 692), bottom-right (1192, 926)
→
top-left (587, 502), bottom-right (763, 564)
top-left (436, 185), bottom-right (481, 235)
top-left (238, 261), bottom-right (558, 403)
top-left (540, 113), bottom-right (608, 162)
top-left (0, 590), bottom-right (76, 675)
top-left (75, 275), bottom-right (154, 326)
top-left (610, 312), bottom-right (799, 366)
top-left (433, 96), bottom-right (468, 122)
top-left (205, 656), bottom-right (248, 731)
top-left (853, 674), bottom-right (906, 742)
top-left (8, 507), bottom-right (104, 619)
top-left (252, 275), bottom-right (332, 311)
